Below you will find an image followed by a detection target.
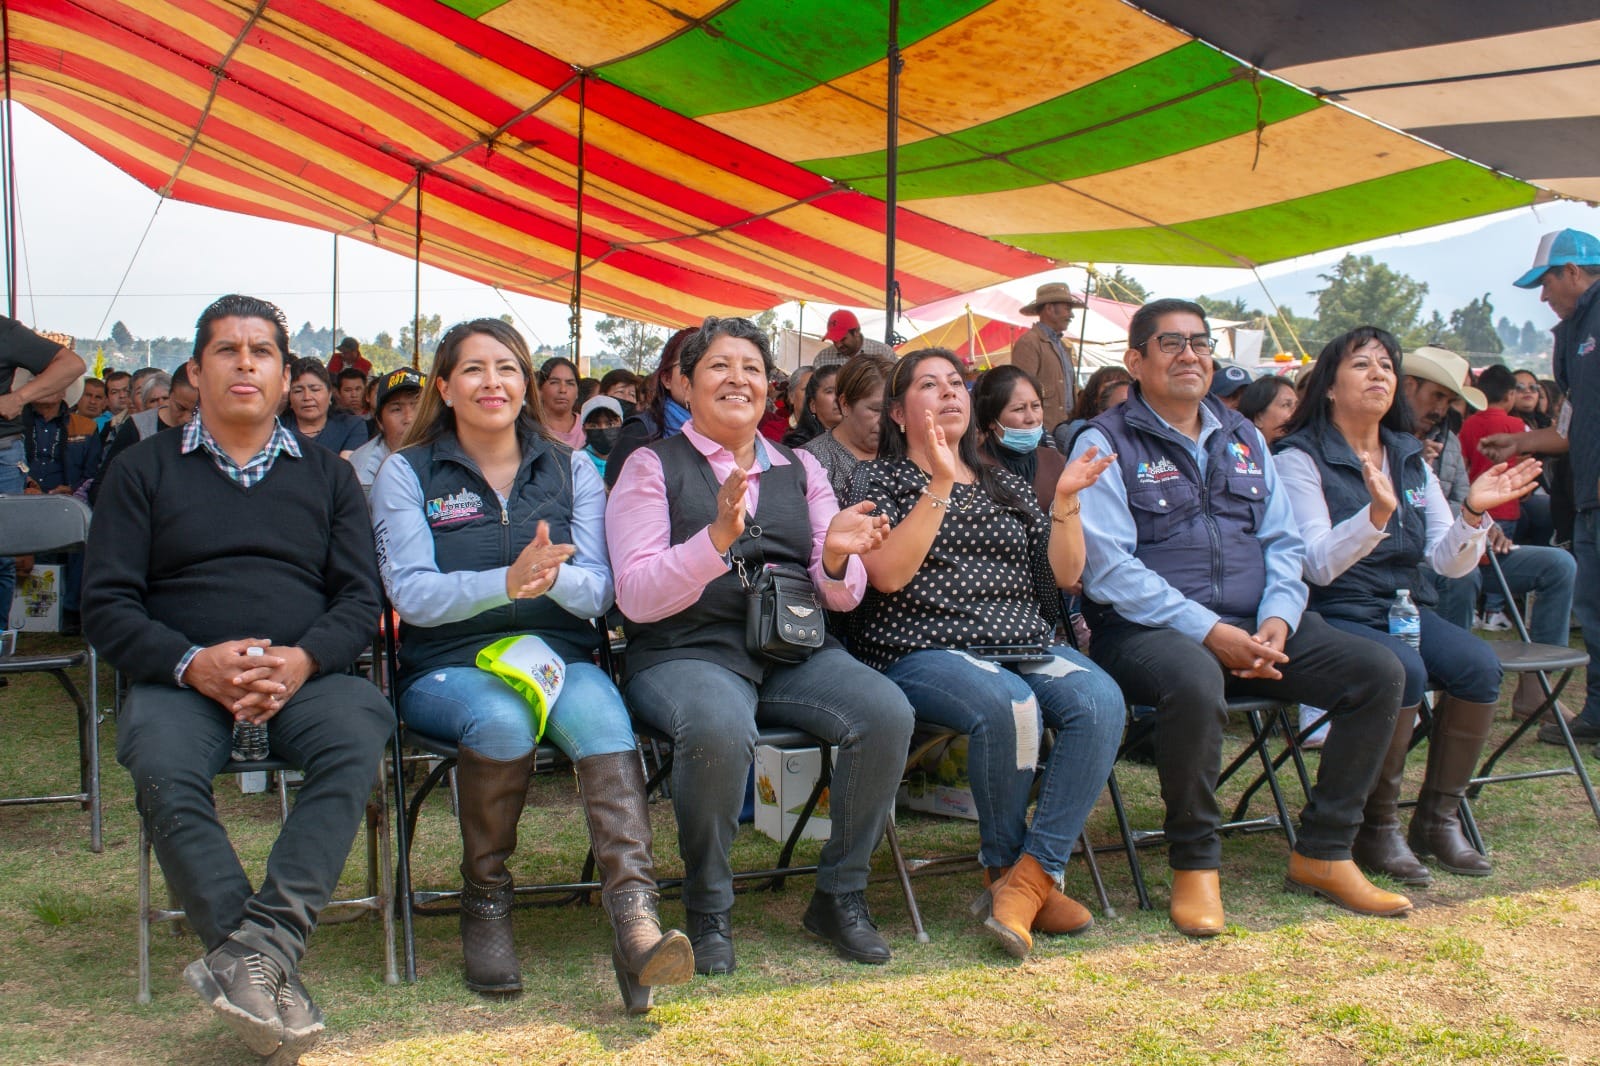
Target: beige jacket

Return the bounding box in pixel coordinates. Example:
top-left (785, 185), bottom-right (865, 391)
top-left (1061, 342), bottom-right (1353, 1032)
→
top-left (1010, 324), bottom-right (1076, 431)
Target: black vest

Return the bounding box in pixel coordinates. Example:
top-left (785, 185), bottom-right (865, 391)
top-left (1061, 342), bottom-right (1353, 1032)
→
top-left (622, 433), bottom-right (818, 685)
top-left (1084, 391), bottom-right (1269, 632)
top-left (1276, 422), bottom-right (1435, 628)
top-left (393, 429), bottom-right (599, 692)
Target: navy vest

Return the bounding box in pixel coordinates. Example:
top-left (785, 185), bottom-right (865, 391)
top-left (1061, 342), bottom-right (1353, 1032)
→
top-left (622, 433), bottom-right (818, 685)
top-left (1276, 422), bottom-right (1435, 627)
top-left (1084, 392), bottom-right (1269, 632)
top-left (393, 429), bottom-right (599, 691)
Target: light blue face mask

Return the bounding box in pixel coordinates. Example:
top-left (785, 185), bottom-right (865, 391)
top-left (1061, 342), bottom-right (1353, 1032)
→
top-left (999, 425), bottom-right (1044, 453)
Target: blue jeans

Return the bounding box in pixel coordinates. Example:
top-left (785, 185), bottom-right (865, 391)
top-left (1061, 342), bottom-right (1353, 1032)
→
top-left (1571, 510), bottom-right (1600, 725)
top-left (1324, 609), bottom-right (1501, 708)
top-left (400, 662), bottom-right (636, 762)
top-left (627, 648), bottom-right (914, 913)
top-left (0, 436), bottom-right (24, 621)
top-left (1432, 545), bottom-right (1577, 650)
top-left (883, 646), bottom-right (1123, 878)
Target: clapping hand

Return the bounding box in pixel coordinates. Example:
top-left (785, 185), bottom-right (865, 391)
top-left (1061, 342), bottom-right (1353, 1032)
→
top-left (824, 501), bottom-right (890, 560)
top-left (1362, 451), bottom-right (1397, 529)
top-left (506, 520), bottom-right (576, 600)
top-left (709, 468), bottom-right (748, 554)
top-left (1464, 457), bottom-right (1542, 518)
top-left (1055, 445), bottom-right (1116, 498)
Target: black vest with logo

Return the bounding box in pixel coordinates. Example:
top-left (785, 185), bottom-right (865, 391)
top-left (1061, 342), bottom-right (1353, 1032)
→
top-left (393, 429), bottom-right (599, 692)
top-left (1085, 391), bottom-right (1270, 633)
top-left (622, 433), bottom-right (820, 685)
top-left (1276, 421), bottom-right (1435, 628)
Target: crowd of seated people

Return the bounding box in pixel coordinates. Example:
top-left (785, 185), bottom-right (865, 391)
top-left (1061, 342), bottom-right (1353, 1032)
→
top-left (15, 262), bottom-right (1585, 1061)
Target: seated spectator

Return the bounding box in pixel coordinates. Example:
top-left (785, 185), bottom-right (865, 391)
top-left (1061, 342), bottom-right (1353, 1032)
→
top-left (334, 366), bottom-right (371, 420)
top-left (758, 365), bottom-right (794, 442)
top-left (813, 310), bottom-right (896, 369)
top-left (577, 376), bottom-right (601, 408)
top-left (285, 357), bottom-right (367, 456)
top-left (75, 376), bottom-right (109, 426)
top-left (1276, 327), bottom-right (1537, 882)
top-left (1074, 298), bottom-right (1415, 936)
top-left (850, 348), bottom-right (1123, 959)
top-left (599, 368), bottom-right (640, 411)
top-left (23, 387), bottom-right (103, 634)
top-left (605, 329), bottom-right (695, 490)
top-left (1238, 374), bottom-right (1297, 445)
top-left (346, 367), bottom-right (423, 497)
top-left (608, 316), bottom-right (913, 973)
top-left (1052, 366), bottom-right (1130, 453)
top-left (1208, 362), bottom-right (1254, 409)
top-left (536, 357), bottom-right (585, 450)
top-left (326, 335), bottom-right (371, 378)
top-left (82, 294), bottom-right (391, 1062)
top-left (103, 369), bottom-right (131, 423)
top-left (974, 364), bottom-right (1065, 513)
top-left (92, 368), bottom-right (199, 503)
top-left (782, 363), bottom-right (841, 448)
top-left (372, 319), bottom-right (690, 1009)
top-left (579, 394), bottom-right (623, 479)
top-left (802, 353), bottom-right (890, 502)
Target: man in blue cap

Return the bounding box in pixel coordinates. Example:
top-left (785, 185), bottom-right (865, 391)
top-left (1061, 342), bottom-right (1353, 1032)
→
top-left (1479, 229), bottom-right (1600, 751)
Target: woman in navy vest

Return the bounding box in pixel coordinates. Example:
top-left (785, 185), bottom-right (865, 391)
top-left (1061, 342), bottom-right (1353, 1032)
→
top-left (1276, 326), bottom-right (1542, 882)
top-left (848, 349), bottom-right (1125, 961)
top-left (607, 316), bottom-right (914, 974)
top-left (370, 319), bottom-right (691, 1012)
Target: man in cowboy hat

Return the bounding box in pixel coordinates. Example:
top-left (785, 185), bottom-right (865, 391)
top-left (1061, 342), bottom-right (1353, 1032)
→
top-left (1011, 281), bottom-right (1085, 433)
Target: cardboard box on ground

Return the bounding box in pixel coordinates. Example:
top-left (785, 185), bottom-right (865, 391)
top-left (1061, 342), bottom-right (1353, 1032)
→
top-left (898, 729), bottom-right (978, 821)
top-left (753, 745), bottom-right (832, 843)
top-left (9, 564), bottom-right (62, 633)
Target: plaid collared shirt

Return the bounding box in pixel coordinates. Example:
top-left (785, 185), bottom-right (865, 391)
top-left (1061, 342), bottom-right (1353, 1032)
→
top-left (180, 409), bottom-right (301, 488)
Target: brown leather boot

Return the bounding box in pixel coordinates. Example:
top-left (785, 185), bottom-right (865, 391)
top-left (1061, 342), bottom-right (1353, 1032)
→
top-left (576, 751), bottom-right (693, 1015)
top-left (983, 854), bottom-right (1056, 959)
top-left (973, 866), bottom-right (1092, 936)
top-left (1408, 697), bottom-right (1495, 876)
top-left (1351, 707), bottom-right (1432, 886)
top-left (456, 746), bottom-right (534, 994)
top-left (1512, 672), bottom-right (1567, 721)
top-left (1169, 869), bottom-right (1224, 937)
top-left (1285, 853), bottom-right (1412, 916)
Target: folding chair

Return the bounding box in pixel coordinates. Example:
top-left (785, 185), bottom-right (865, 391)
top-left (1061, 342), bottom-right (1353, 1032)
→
top-left (1465, 550), bottom-right (1597, 838)
top-left (1107, 696), bottom-right (1299, 911)
top-left (136, 751), bottom-right (397, 1003)
top-left (0, 494), bottom-right (101, 852)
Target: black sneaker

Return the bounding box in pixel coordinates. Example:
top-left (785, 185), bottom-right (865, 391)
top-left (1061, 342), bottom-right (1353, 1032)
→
top-left (686, 910), bottom-right (735, 975)
top-left (264, 972), bottom-right (325, 1066)
top-left (182, 941), bottom-right (285, 1055)
top-left (802, 890), bottom-right (891, 965)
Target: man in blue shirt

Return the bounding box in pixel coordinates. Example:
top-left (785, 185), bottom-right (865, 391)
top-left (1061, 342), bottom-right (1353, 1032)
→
top-left (1072, 298), bottom-right (1412, 937)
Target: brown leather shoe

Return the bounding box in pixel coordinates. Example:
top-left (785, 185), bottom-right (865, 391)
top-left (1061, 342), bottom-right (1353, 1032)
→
top-left (975, 867), bottom-right (1093, 936)
top-left (983, 854), bottom-right (1055, 959)
top-left (1285, 853), bottom-right (1412, 917)
top-left (1169, 868), bottom-right (1224, 937)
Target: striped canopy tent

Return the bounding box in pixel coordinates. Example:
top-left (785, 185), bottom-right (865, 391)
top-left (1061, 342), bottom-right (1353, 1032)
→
top-left (4, 0), bottom-right (1581, 333)
top-left (890, 287), bottom-right (1138, 370)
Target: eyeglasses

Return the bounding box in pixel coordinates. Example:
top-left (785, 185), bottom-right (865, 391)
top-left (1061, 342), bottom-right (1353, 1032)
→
top-left (1143, 332), bottom-right (1214, 356)
top-left (1513, 383), bottom-right (1540, 393)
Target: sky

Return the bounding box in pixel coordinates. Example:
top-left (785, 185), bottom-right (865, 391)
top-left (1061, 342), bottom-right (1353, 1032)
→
top-left (8, 104), bottom-right (1599, 353)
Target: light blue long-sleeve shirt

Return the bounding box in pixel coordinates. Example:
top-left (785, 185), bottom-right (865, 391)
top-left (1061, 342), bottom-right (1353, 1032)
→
top-left (1071, 400), bottom-right (1308, 643)
top-left (370, 448), bottom-right (613, 628)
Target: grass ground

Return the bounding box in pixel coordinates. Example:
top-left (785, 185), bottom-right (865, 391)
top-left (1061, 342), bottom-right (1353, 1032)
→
top-left (2, 633), bottom-right (1599, 1064)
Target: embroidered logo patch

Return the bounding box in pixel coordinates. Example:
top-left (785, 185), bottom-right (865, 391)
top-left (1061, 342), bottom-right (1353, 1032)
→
top-left (1580, 336), bottom-right (1597, 358)
top-left (1227, 440), bottom-right (1263, 476)
top-left (1404, 487), bottom-right (1426, 508)
top-left (426, 488), bottom-right (486, 526)
top-left (1135, 458), bottom-right (1181, 484)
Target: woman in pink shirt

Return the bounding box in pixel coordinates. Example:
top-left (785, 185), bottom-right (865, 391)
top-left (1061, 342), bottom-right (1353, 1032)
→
top-left (606, 316), bottom-right (914, 975)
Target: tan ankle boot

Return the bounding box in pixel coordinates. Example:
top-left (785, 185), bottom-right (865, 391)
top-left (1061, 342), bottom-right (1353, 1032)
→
top-left (983, 854), bottom-right (1056, 959)
top-left (975, 866), bottom-right (1093, 936)
top-left (1286, 853), bottom-right (1412, 916)
top-left (1169, 868), bottom-right (1224, 937)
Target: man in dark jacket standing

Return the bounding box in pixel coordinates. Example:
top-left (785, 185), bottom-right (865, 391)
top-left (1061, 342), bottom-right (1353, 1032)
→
top-left (82, 295), bottom-right (390, 1062)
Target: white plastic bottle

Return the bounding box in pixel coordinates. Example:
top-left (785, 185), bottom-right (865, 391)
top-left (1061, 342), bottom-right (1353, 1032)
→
top-left (1388, 589), bottom-right (1421, 651)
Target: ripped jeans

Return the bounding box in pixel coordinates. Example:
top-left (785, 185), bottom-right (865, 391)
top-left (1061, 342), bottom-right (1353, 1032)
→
top-left (883, 645), bottom-right (1124, 877)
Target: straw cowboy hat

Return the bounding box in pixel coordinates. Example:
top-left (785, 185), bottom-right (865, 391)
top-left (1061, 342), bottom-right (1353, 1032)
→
top-left (1020, 282), bottom-right (1086, 316)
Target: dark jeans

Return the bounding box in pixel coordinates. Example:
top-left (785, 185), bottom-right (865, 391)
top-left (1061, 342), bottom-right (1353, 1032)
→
top-left (627, 648), bottom-right (914, 913)
top-left (1092, 611), bottom-right (1403, 869)
top-left (1324, 609), bottom-right (1501, 707)
top-left (117, 673), bottom-right (391, 974)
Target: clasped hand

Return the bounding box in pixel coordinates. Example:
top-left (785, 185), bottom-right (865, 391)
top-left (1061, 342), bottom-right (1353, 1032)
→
top-left (1204, 618), bottom-right (1290, 680)
top-left (182, 638), bottom-right (315, 724)
top-left (506, 520), bottom-right (576, 599)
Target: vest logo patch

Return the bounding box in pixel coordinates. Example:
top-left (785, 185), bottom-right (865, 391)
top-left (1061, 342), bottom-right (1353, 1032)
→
top-left (426, 488), bottom-right (486, 526)
top-left (1580, 336), bottom-right (1597, 358)
top-left (1227, 441), bottom-right (1262, 476)
top-left (1404, 486), bottom-right (1426, 508)
top-left (1135, 458), bottom-right (1181, 483)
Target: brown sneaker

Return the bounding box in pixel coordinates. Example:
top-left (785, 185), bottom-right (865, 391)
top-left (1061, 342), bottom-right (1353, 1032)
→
top-left (1285, 853), bottom-right (1412, 917)
top-left (1169, 868), bottom-right (1224, 938)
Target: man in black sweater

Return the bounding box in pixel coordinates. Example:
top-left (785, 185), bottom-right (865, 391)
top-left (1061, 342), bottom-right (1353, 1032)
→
top-left (82, 295), bottom-right (390, 1062)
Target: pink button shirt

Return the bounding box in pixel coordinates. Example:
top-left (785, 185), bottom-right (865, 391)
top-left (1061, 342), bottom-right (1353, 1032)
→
top-left (606, 421), bottom-right (866, 623)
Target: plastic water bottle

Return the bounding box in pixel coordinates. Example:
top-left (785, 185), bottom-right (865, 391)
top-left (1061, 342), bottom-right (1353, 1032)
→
top-left (231, 646), bottom-right (270, 762)
top-left (1388, 589), bottom-right (1421, 651)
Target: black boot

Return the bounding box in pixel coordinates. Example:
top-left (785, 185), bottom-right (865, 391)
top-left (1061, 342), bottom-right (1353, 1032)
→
top-left (1408, 697), bottom-right (1495, 876)
top-left (576, 751), bottom-right (693, 1014)
top-left (456, 746), bottom-right (533, 993)
top-left (1351, 707), bottom-right (1433, 886)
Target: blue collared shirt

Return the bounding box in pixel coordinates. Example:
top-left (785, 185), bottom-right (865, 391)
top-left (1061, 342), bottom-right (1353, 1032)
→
top-left (1071, 400), bottom-right (1307, 642)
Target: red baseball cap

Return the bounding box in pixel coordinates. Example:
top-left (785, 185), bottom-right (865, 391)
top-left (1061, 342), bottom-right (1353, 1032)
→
top-left (824, 309), bottom-right (859, 343)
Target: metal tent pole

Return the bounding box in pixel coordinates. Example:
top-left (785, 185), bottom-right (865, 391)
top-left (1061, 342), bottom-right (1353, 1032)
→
top-left (882, 0), bottom-right (901, 345)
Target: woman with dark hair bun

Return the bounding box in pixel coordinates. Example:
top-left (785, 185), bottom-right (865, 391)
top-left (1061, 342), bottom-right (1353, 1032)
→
top-left (1276, 325), bottom-right (1541, 883)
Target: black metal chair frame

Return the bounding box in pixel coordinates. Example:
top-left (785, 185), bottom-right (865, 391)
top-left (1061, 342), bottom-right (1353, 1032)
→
top-left (0, 494), bottom-right (101, 851)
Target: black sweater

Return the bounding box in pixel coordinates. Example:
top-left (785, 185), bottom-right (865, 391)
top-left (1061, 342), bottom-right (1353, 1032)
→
top-left (82, 428), bottom-right (381, 685)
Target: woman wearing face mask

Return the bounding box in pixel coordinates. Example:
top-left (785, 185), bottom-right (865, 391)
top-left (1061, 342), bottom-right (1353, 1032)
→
top-left (976, 365), bottom-right (1064, 513)
top-left (605, 328), bottom-right (696, 490)
top-left (802, 354), bottom-right (891, 502)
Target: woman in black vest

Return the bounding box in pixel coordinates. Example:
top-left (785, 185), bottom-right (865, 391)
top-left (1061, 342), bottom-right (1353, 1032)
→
top-left (848, 349), bottom-right (1124, 961)
top-left (370, 319), bottom-right (691, 1012)
top-left (607, 316), bottom-right (914, 974)
top-left (1276, 326), bottom-right (1541, 882)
